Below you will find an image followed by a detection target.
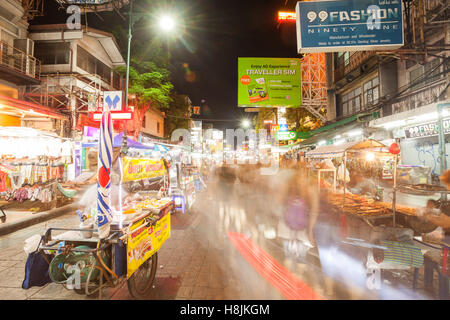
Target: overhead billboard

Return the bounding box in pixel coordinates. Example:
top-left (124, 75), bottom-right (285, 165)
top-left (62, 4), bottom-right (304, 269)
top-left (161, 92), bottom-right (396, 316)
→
top-left (296, 0), bottom-right (404, 53)
top-left (238, 58), bottom-right (301, 108)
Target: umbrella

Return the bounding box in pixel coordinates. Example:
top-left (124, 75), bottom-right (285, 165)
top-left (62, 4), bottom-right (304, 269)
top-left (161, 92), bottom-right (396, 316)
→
top-left (97, 110), bottom-right (113, 239)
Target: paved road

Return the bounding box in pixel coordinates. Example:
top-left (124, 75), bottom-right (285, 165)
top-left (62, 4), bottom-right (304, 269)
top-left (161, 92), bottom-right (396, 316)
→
top-left (0, 199), bottom-right (285, 300)
top-left (0, 176), bottom-right (440, 300)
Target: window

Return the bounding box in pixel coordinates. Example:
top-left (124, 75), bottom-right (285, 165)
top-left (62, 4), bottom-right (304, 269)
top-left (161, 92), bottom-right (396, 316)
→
top-left (336, 52), bottom-right (350, 67)
top-left (424, 59), bottom-right (440, 84)
top-left (157, 122), bottom-right (160, 134)
top-left (409, 66), bottom-right (423, 91)
top-left (113, 72), bottom-right (121, 90)
top-left (142, 115), bottom-right (146, 128)
top-left (35, 42), bottom-right (70, 65)
top-left (409, 58), bottom-right (442, 91)
top-left (341, 87), bottom-right (362, 116)
top-left (363, 77), bottom-right (379, 107)
top-left (77, 45), bottom-right (111, 84)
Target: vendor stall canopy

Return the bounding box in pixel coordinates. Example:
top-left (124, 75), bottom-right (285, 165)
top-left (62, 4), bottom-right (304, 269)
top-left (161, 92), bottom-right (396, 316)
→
top-left (305, 139), bottom-right (388, 159)
top-left (0, 126), bottom-right (72, 158)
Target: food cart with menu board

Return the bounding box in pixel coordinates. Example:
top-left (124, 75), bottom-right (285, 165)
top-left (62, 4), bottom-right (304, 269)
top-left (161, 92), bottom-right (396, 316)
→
top-left (29, 114), bottom-right (173, 299)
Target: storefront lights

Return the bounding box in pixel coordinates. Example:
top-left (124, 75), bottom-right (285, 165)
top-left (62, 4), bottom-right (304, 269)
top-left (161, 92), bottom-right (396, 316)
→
top-left (383, 120), bottom-right (406, 129)
top-left (365, 152), bottom-right (375, 161)
top-left (347, 129), bottom-right (363, 137)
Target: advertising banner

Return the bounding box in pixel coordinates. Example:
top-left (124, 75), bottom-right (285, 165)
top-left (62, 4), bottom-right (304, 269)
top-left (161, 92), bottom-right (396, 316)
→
top-left (122, 157), bottom-right (167, 182)
top-left (238, 58), bottom-right (301, 108)
top-left (296, 0), bottom-right (404, 53)
top-left (127, 213), bottom-right (171, 278)
top-left (404, 118), bottom-right (450, 139)
top-left (276, 131), bottom-right (297, 141)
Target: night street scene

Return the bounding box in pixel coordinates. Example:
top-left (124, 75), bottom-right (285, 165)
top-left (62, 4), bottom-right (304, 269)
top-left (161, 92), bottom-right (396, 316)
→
top-left (0, 0), bottom-right (449, 310)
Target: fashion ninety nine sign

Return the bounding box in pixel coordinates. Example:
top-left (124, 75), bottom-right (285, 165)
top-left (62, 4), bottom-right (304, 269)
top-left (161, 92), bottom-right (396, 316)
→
top-left (404, 118), bottom-right (450, 139)
top-left (296, 0), bottom-right (404, 53)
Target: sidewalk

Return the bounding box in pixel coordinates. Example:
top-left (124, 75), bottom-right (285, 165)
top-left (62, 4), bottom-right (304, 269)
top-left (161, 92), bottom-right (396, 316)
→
top-left (0, 181), bottom-right (95, 237)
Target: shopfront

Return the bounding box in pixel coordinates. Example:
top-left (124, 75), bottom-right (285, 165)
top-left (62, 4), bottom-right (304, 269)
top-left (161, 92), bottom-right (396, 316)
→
top-left (369, 102), bottom-right (450, 178)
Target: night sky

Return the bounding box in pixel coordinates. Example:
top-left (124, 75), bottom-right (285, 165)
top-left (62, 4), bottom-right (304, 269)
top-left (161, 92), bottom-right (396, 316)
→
top-left (32, 0), bottom-right (300, 130)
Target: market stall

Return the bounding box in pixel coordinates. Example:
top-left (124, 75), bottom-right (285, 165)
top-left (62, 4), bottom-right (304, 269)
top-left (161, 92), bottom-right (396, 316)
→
top-left (305, 140), bottom-right (395, 222)
top-left (304, 140), bottom-right (450, 293)
top-left (0, 127), bottom-right (75, 222)
top-left (26, 112), bottom-right (173, 299)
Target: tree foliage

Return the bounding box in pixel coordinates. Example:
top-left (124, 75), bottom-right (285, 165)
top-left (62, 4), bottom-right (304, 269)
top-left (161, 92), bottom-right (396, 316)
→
top-left (285, 108), bottom-right (322, 132)
top-left (254, 108), bottom-right (276, 131)
top-left (164, 93), bottom-right (191, 136)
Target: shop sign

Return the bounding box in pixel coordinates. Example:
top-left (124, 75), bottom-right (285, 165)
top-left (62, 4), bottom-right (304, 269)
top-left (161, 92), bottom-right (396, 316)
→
top-left (127, 213), bottom-right (171, 278)
top-left (193, 106), bottom-right (201, 115)
top-left (238, 57), bottom-right (301, 108)
top-left (270, 125), bottom-right (279, 136)
top-left (87, 93), bottom-right (98, 112)
top-left (122, 157), bottom-right (167, 182)
top-left (296, 0), bottom-right (404, 53)
top-left (404, 118), bottom-right (450, 139)
top-left (276, 131), bottom-right (297, 141)
top-left (278, 11), bottom-right (296, 23)
top-left (279, 124), bottom-right (289, 132)
top-left (103, 91), bottom-right (122, 111)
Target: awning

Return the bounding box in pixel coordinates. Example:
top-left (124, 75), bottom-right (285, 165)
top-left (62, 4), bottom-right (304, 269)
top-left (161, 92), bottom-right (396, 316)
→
top-left (0, 94), bottom-right (68, 121)
top-left (305, 139), bottom-right (387, 158)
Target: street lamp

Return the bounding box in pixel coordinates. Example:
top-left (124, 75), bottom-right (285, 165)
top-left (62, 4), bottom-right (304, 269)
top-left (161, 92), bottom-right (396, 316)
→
top-left (242, 119), bottom-right (250, 128)
top-left (124, 1), bottom-right (177, 145)
top-left (159, 15), bottom-right (176, 32)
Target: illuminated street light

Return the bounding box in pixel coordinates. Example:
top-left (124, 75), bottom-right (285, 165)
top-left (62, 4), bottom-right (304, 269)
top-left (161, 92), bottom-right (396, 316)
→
top-left (242, 119), bottom-right (250, 128)
top-left (159, 15), bottom-right (175, 32)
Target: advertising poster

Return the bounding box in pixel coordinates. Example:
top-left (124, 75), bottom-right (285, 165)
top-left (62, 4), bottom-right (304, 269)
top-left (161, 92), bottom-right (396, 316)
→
top-left (238, 58), bottom-right (301, 108)
top-left (122, 157), bottom-right (167, 182)
top-left (127, 213), bottom-right (171, 278)
top-left (296, 0), bottom-right (404, 53)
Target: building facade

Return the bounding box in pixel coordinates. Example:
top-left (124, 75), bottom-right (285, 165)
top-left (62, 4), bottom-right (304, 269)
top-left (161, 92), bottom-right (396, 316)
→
top-left (21, 24), bottom-right (126, 137)
top-left (308, 0), bottom-right (449, 177)
top-left (0, 1), bottom-right (67, 130)
top-left (141, 106), bottom-right (165, 139)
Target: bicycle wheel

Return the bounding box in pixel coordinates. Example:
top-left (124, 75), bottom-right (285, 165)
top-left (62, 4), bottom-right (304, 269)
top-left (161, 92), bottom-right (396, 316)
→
top-left (127, 252), bottom-right (158, 300)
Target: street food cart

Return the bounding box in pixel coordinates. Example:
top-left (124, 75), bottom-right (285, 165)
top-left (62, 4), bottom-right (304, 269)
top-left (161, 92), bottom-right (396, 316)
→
top-left (30, 113), bottom-right (173, 299)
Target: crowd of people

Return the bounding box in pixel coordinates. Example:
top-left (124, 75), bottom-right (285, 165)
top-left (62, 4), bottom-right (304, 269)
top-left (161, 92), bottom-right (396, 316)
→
top-left (196, 161), bottom-right (450, 297)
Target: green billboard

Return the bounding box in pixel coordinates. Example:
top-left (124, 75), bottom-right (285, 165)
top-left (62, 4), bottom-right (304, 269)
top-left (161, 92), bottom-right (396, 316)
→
top-left (238, 57), bottom-right (301, 108)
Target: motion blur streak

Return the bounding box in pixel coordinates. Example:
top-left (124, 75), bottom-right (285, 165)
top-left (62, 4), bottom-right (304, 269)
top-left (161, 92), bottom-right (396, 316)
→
top-left (227, 231), bottom-right (323, 300)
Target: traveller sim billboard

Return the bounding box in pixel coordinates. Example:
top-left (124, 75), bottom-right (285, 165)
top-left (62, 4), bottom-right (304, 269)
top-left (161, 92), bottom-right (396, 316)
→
top-left (238, 57), bottom-right (301, 108)
top-left (296, 0), bottom-right (404, 53)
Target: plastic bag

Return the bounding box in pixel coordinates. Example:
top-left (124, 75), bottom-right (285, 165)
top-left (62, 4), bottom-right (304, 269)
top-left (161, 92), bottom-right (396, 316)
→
top-left (24, 234), bottom-right (42, 255)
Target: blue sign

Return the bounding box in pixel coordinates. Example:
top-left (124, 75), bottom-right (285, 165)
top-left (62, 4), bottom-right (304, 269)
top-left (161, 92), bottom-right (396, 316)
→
top-left (103, 91), bottom-right (122, 111)
top-left (279, 124), bottom-right (289, 132)
top-left (296, 0), bottom-right (404, 53)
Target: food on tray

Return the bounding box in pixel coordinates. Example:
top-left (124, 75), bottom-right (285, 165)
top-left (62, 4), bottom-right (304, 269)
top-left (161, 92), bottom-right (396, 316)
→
top-left (134, 198), bottom-right (172, 210)
top-left (328, 193), bottom-right (390, 216)
top-left (122, 209), bottom-right (136, 215)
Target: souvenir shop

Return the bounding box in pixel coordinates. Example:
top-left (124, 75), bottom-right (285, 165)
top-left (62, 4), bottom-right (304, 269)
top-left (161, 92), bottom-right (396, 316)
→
top-left (0, 127), bottom-right (72, 221)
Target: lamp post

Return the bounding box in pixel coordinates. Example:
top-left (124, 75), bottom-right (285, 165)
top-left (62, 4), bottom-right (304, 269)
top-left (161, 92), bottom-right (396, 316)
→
top-left (123, 1), bottom-right (176, 154)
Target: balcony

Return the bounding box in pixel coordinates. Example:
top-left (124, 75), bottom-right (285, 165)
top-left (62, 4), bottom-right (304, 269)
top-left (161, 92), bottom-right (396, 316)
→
top-left (335, 51), bottom-right (378, 83)
top-left (0, 41), bottom-right (41, 85)
top-left (390, 79), bottom-right (447, 116)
